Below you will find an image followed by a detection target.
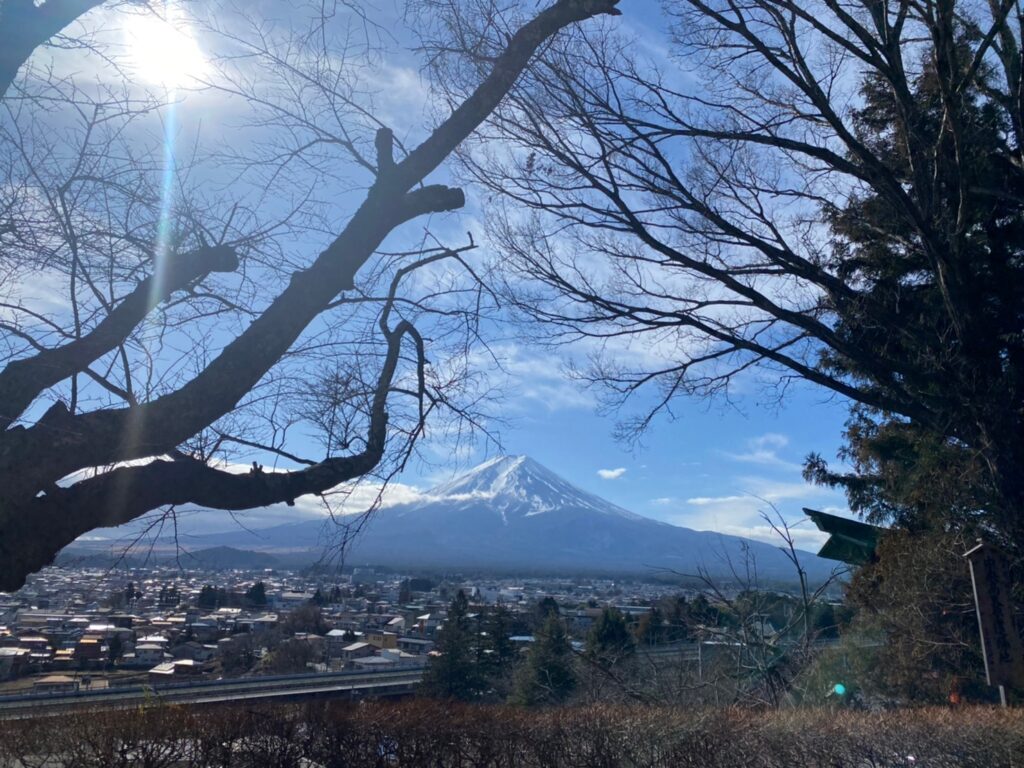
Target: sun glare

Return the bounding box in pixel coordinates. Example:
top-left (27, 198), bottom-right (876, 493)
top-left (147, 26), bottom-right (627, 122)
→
top-left (123, 10), bottom-right (207, 89)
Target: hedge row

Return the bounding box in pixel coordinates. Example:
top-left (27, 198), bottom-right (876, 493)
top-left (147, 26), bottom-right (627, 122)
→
top-left (2, 700), bottom-right (1023, 767)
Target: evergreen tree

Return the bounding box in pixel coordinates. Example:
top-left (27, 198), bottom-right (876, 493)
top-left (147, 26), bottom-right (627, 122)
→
top-left (664, 597), bottom-right (691, 642)
top-left (420, 590), bottom-right (483, 700)
top-left (636, 606), bottom-right (668, 646)
top-left (478, 603), bottom-right (518, 693)
top-left (107, 633), bottom-right (123, 663)
top-left (512, 614), bottom-right (576, 707)
top-left (534, 596), bottom-right (559, 626)
top-left (586, 607), bottom-right (634, 669)
top-left (483, 605), bottom-right (516, 666)
top-left (245, 581), bottom-right (267, 607)
top-left (197, 585), bottom-right (218, 610)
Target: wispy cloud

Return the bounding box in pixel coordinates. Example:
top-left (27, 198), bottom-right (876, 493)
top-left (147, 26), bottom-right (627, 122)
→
top-left (663, 473), bottom-right (847, 551)
top-left (686, 494), bottom-right (749, 506)
top-left (721, 432), bottom-right (803, 471)
top-left (597, 467), bottom-right (627, 480)
top-left (475, 343), bottom-right (595, 413)
top-left (78, 465), bottom-right (425, 540)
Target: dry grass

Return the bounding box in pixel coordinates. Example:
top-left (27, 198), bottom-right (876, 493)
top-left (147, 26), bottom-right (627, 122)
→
top-left (1, 700), bottom-right (1023, 767)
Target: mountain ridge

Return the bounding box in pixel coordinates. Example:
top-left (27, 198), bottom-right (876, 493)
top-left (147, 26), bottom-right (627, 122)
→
top-left (184, 455), bottom-right (835, 582)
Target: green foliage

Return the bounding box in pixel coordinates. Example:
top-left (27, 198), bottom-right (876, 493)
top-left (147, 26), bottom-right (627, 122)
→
top-left (421, 590), bottom-right (485, 701)
top-left (842, 528), bottom-right (990, 703)
top-left (197, 584), bottom-right (219, 610)
top-left (634, 607), bottom-right (664, 646)
top-left (586, 608), bottom-right (634, 669)
top-left (481, 604), bottom-right (517, 673)
top-left (106, 633), bottom-right (123, 663)
top-left (245, 581), bottom-right (267, 607)
top-left (801, 53), bottom-right (1024, 691)
top-left (534, 597), bottom-right (559, 626)
top-left (512, 615), bottom-right (576, 707)
top-left (804, 38), bottom-right (1024, 555)
top-left (408, 577), bottom-right (435, 593)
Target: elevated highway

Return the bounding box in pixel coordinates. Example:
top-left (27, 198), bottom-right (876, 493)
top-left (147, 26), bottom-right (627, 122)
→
top-left (0, 667), bottom-right (425, 718)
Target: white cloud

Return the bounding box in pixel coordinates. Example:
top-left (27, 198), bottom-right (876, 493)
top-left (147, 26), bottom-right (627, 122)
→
top-left (597, 467), bottom-right (627, 480)
top-left (662, 473), bottom-right (850, 553)
top-left (721, 432), bottom-right (802, 471)
top-left (75, 464), bottom-right (425, 541)
top-left (471, 342), bottom-right (595, 413)
top-left (704, 522), bottom-right (831, 552)
top-left (686, 494), bottom-right (749, 506)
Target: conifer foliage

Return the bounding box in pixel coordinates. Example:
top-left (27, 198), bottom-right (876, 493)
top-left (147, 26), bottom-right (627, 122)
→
top-left (512, 614), bottom-right (577, 706)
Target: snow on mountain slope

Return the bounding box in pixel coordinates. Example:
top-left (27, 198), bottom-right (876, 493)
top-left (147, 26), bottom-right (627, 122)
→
top-left (187, 455), bottom-right (836, 582)
top-left (411, 455), bottom-right (645, 524)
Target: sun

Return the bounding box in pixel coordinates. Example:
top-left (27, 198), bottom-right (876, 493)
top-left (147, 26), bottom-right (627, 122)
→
top-left (122, 9), bottom-right (208, 89)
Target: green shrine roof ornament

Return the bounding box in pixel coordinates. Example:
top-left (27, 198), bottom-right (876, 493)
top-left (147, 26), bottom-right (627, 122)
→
top-left (804, 508), bottom-right (883, 565)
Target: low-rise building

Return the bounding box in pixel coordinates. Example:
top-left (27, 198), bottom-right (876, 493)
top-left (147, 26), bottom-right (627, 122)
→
top-left (32, 675), bottom-right (79, 694)
top-left (148, 658), bottom-right (205, 684)
top-left (365, 630), bottom-right (397, 650)
top-left (396, 637), bottom-right (434, 655)
top-left (341, 641), bottom-right (375, 662)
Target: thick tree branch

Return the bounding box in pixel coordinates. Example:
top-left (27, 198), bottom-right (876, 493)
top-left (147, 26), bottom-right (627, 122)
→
top-left (0, 244), bottom-right (238, 430)
top-left (0, 0), bottom-right (106, 96)
top-left (0, 0), bottom-right (622, 590)
top-left (0, 312), bottom-right (418, 589)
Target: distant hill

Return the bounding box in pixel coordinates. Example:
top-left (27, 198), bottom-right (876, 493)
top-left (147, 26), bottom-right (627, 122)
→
top-left (177, 546), bottom-right (280, 570)
top-left (193, 456), bottom-right (839, 583)
top-left (54, 550), bottom-right (145, 570)
top-left (55, 545), bottom-right (281, 572)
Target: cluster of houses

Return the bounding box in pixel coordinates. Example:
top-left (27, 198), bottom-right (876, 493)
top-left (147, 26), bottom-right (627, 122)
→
top-left (0, 601), bottom-right (452, 693)
top-left (0, 564), bottom-right (696, 695)
top-left (0, 566), bottom-right (467, 693)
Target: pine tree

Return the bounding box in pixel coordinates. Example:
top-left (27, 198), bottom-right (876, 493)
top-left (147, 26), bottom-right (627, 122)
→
top-left (245, 581), bottom-right (267, 607)
top-left (107, 633), bottom-right (123, 663)
top-left (197, 585), bottom-right (218, 610)
top-left (420, 590), bottom-right (484, 700)
top-left (636, 606), bottom-right (668, 646)
top-left (478, 603), bottom-right (518, 695)
top-left (534, 596), bottom-right (559, 626)
top-left (512, 614), bottom-right (576, 706)
top-left (586, 607), bottom-right (634, 669)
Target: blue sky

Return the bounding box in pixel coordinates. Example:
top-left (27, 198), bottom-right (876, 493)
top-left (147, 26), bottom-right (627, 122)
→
top-left (405, 362), bottom-right (852, 551)
top-left (34, 1), bottom-right (857, 554)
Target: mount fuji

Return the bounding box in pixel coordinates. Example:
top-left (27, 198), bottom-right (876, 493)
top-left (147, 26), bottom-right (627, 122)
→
top-left (189, 455), bottom-right (836, 581)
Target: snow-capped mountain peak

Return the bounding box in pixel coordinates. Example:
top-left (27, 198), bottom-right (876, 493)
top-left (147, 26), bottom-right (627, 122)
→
top-left (428, 455), bottom-right (528, 497)
top-left (426, 455), bottom-right (643, 522)
top-left (184, 454), bottom-right (834, 582)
